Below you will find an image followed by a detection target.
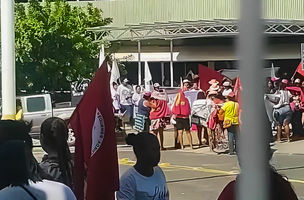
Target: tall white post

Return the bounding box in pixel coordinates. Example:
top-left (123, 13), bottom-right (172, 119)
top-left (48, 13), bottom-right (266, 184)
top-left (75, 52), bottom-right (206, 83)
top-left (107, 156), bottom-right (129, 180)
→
top-left (1, 0), bottom-right (16, 120)
top-left (238, 0), bottom-right (269, 199)
top-left (170, 40), bottom-right (174, 87)
top-left (138, 41), bottom-right (142, 85)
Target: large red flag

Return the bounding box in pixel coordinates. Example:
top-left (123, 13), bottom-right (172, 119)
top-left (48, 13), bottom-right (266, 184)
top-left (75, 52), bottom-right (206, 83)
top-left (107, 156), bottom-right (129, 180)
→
top-left (234, 76), bottom-right (242, 110)
top-left (294, 62), bottom-right (304, 77)
top-left (198, 64), bottom-right (224, 92)
top-left (70, 61), bottom-right (119, 200)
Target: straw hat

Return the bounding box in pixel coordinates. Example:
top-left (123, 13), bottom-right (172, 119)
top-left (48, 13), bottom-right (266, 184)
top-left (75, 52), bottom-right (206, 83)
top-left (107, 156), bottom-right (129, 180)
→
top-left (208, 79), bottom-right (219, 85)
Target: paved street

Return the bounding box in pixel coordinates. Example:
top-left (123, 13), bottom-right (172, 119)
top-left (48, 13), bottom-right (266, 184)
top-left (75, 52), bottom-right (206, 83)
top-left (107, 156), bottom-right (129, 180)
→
top-left (33, 129), bottom-right (304, 200)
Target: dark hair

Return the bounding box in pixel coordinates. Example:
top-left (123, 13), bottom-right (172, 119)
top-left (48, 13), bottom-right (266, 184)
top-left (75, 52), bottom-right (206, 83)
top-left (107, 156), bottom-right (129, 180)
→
top-left (197, 91), bottom-right (206, 100)
top-left (0, 120), bottom-right (46, 182)
top-left (112, 82), bottom-right (118, 87)
top-left (40, 117), bottom-right (73, 187)
top-left (135, 85), bottom-right (141, 90)
top-left (0, 120), bottom-right (33, 149)
top-left (126, 132), bottom-right (159, 153)
top-left (0, 140), bottom-right (30, 190)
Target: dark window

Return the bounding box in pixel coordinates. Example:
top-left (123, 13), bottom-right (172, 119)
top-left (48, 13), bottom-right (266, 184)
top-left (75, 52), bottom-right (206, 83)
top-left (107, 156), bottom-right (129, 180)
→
top-left (26, 97), bottom-right (45, 112)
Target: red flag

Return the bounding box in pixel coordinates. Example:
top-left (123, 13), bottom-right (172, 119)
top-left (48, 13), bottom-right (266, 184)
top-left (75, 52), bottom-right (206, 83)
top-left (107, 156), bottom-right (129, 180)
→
top-left (198, 64), bottom-right (224, 92)
top-left (70, 61), bottom-right (119, 200)
top-left (172, 89), bottom-right (191, 117)
top-left (295, 62), bottom-right (304, 77)
top-left (234, 76), bottom-right (242, 110)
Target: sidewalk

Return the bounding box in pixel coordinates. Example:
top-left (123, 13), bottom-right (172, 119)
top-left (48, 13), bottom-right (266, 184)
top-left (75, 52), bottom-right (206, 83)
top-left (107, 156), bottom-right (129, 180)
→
top-left (123, 126), bottom-right (304, 155)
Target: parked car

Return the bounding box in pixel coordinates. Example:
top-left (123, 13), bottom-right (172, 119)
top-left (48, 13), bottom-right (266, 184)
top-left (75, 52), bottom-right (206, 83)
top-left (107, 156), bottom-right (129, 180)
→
top-left (1, 94), bottom-right (76, 145)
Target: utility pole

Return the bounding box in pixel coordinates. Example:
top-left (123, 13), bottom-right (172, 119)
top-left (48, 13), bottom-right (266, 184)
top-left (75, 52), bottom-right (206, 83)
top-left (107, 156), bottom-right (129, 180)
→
top-left (1, 0), bottom-right (16, 120)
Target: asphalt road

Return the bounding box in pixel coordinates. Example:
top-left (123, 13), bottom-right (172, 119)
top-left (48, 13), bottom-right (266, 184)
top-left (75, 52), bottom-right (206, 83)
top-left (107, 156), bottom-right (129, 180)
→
top-left (33, 144), bottom-right (304, 200)
top-left (117, 147), bottom-right (304, 200)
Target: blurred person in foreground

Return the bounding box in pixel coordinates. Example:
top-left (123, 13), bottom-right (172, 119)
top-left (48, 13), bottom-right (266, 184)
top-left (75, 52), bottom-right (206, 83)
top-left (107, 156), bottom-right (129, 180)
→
top-left (117, 132), bottom-right (169, 200)
top-left (40, 117), bottom-right (73, 188)
top-left (0, 140), bottom-right (76, 200)
top-left (0, 120), bottom-right (50, 181)
top-left (217, 146), bottom-right (298, 200)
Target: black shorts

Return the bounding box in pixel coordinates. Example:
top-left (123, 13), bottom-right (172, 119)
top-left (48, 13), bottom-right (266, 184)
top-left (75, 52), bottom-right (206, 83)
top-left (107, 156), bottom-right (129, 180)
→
top-left (175, 118), bottom-right (190, 131)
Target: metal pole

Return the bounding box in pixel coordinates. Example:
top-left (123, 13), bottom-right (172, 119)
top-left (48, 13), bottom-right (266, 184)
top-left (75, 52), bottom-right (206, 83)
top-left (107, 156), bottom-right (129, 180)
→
top-left (1, 0), bottom-right (16, 120)
top-left (184, 63), bottom-right (187, 76)
top-left (138, 41), bottom-right (142, 85)
top-left (237, 0), bottom-right (269, 199)
top-left (170, 40), bottom-right (174, 87)
top-left (161, 62), bottom-right (164, 86)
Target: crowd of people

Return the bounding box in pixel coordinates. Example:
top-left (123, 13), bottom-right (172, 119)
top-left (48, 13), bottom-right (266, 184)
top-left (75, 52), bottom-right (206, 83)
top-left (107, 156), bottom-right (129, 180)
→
top-left (111, 75), bottom-right (241, 154)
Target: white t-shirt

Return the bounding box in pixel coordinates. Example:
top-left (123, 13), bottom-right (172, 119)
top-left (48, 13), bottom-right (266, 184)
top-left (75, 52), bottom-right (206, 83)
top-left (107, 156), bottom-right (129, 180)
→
top-left (273, 90), bottom-right (292, 109)
top-left (0, 180), bottom-right (76, 200)
top-left (117, 166), bottom-right (169, 200)
top-left (117, 84), bottom-right (133, 106)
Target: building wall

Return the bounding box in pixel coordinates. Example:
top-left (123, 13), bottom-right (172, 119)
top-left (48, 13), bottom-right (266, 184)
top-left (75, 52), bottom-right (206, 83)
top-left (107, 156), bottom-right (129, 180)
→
top-left (69, 0), bottom-right (304, 28)
top-left (114, 43), bottom-right (301, 62)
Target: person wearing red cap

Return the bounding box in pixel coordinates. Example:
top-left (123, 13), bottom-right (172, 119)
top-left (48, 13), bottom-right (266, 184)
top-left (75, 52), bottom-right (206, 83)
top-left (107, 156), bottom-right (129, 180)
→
top-left (218, 92), bottom-right (240, 155)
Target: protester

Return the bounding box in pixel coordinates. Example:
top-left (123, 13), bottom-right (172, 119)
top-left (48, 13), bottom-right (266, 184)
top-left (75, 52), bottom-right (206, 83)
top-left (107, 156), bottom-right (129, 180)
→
top-left (267, 79), bottom-right (292, 142)
top-left (117, 78), bottom-right (134, 126)
top-left (112, 82), bottom-right (120, 113)
top-left (40, 117), bottom-right (73, 188)
top-left (265, 77), bottom-right (275, 94)
top-left (172, 88), bottom-right (193, 150)
top-left (294, 78), bottom-right (301, 87)
top-left (150, 91), bottom-right (170, 150)
top-left (112, 82), bottom-right (124, 131)
top-left (217, 146), bottom-right (298, 200)
top-left (191, 91), bottom-right (211, 146)
top-left (132, 85), bottom-right (143, 120)
top-left (132, 85), bottom-right (142, 107)
top-left (183, 79), bottom-right (191, 91)
top-left (288, 87), bottom-right (304, 138)
top-left (0, 120), bottom-right (50, 181)
top-left (0, 140), bottom-right (76, 200)
top-left (134, 92), bottom-right (155, 132)
top-left (222, 81), bottom-right (233, 97)
top-left (218, 92), bottom-right (240, 155)
top-left (117, 132), bottom-right (169, 200)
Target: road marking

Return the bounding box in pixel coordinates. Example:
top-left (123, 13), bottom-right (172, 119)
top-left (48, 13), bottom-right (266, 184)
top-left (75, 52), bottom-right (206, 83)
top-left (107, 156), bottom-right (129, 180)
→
top-left (119, 158), bottom-right (304, 184)
top-left (119, 158), bottom-right (237, 175)
top-left (289, 179), bottom-right (304, 184)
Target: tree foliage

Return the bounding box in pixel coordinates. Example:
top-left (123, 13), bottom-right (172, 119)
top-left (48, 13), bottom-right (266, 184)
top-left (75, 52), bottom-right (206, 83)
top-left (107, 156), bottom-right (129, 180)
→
top-left (15, 0), bottom-right (112, 93)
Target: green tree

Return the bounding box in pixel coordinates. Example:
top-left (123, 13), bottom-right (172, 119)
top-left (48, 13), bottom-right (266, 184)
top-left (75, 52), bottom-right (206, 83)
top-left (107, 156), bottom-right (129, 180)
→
top-left (15, 0), bottom-right (112, 94)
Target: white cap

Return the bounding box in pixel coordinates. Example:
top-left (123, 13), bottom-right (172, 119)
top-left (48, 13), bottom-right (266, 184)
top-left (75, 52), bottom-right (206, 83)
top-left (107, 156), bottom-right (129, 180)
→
top-left (123, 78), bottom-right (129, 83)
top-left (183, 79), bottom-right (191, 84)
top-left (295, 78), bottom-right (301, 83)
